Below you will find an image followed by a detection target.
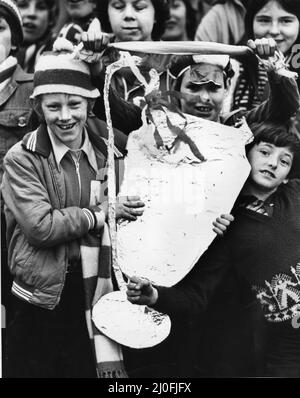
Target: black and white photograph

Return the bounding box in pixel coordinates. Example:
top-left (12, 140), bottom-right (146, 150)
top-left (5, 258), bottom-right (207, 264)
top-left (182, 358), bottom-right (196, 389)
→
top-left (1, 0), bottom-right (300, 381)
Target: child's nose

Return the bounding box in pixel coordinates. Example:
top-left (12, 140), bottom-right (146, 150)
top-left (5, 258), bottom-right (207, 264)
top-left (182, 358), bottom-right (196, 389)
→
top-left (268, 155), bottom-right (279, 169)
top-left (269, 21), bottom-right (280, 36)
top-left (59, 106), bottom-right (71, 121)
top-left (25, 3), bottom-right (37, 17)
top-left (123, 4), bottom-right (135, 19)
top-left (199, 88), bottom-right (210, 102)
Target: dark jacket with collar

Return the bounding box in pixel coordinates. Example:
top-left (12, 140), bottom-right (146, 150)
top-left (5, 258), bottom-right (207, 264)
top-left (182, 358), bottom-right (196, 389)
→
top-left (1, 123), bottom-right (114, 310)
top-left (0, 65), bottom-right (38, 184)
top-left (153, 181), bottom-right (300, 376)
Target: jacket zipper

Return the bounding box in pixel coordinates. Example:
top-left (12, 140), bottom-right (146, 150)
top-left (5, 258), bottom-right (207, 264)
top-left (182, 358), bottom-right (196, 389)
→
top-left (71, 152), bottom-right (82, 206)
top-left (48, 159), bottom-right (67, 307)
top-left (49, 160), bottom-right (63, 208)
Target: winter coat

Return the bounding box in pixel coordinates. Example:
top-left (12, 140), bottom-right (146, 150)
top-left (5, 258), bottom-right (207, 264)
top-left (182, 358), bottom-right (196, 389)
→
top-left (1, 122), bottom-right (122, 310)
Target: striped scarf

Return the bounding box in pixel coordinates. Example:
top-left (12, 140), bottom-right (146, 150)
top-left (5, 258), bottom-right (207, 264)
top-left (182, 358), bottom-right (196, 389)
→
top-left (81, 220), bottom-right (127, 378)
top-left (233, 62), bottom-right (269, 112)
top-left (0, 56), bottom-right (17, 85)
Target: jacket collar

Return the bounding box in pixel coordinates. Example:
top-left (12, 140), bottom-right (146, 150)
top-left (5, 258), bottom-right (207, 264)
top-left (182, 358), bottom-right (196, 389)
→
top-left (0, 65), bottom-right (33, 107)
top-left (14, 64), bottom-right (34, 83)
top-left (22, 123), bottom-right (52, 157)
top-left (22, 122), bottom-right (122, 166)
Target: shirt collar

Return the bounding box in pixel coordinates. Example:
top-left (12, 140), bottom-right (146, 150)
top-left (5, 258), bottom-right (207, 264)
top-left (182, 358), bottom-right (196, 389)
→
top-left (0, 77), bottom-right (11, 92)
top-left (235, 194), bottom-right (275, 217)
top-left (47, 126), bottom-right (98, 173)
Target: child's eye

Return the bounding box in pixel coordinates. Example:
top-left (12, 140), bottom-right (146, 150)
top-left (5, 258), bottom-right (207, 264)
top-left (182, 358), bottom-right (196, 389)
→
top-left (134, 1), bottom-right (148, 11)
top-left (36, 1), bottom-right (48, 11)
top-left (280, 159), bottom-right (290, 167)
top-left (111, 1), bottom-right (124, 9)
top-left (255, 17), bottom-right (270, 24)
top-left (47, 105), bottom-right (59, 111)
top-left (280, 18), bottom-right (295, 24)
top-left (186, 84), bottom-right (200, 93)
top-left (209, 85), bottom-right (221, 92)
top-left (172, 1), bottom-right (182, 9)
top-left (260, 150), bottom-right (269, 156)
top-left (16, 0), bottom-right (28, 8)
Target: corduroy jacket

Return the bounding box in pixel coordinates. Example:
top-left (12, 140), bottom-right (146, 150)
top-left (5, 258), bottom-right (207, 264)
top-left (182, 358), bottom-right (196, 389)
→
top-left (1, 122), bottom-right (122, 310)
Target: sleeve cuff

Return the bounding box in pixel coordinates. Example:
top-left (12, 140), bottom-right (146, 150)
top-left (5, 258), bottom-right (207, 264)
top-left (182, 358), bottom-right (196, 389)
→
top-left (83, 206), bottom-right (106, 230)
top-left (82, 208), bottom-right (96, 230)
top-left (151, 286), bottom-right (169, 313)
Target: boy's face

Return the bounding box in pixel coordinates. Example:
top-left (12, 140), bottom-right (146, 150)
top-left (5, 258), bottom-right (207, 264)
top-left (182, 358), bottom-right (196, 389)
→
top-left (247, 141), bottom-right (293, 195)
top-left (0, 17), bottom-right (12, 63)
top-left (41, 93), bottom-right (88, 150)
top-left (179, 65), bottom-right (228, 122)
top-left (63, 0), bottom-right (96, 21)
top-left (108, 0), bottom-right (155, 42)
top-left (17, 0), bottom-right (50, 44)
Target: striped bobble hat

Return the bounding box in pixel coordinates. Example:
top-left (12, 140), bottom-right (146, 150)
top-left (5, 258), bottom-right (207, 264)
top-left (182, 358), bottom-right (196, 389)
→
top-left (0, 0), bottom-right (23, 46)
top-left (31, 51), bottom-right (100, 99)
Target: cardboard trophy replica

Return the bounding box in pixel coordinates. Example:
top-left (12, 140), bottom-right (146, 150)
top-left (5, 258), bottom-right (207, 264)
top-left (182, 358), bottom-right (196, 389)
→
top-left (92, 43), bottom-right (253, 349)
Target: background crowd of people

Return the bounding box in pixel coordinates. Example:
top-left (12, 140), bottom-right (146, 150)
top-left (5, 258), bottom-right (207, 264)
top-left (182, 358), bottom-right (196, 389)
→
top-left (1, 0), bottom-right (300, 378)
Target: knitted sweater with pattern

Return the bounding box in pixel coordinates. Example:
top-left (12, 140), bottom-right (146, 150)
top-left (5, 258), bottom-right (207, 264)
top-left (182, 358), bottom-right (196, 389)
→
top-left (155, 179), bottom-right (300, 327)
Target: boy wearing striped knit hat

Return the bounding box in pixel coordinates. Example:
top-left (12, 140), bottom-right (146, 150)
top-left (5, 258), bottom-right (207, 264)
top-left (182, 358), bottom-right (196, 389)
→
top-left (1, 50), bottom-right (144, 378)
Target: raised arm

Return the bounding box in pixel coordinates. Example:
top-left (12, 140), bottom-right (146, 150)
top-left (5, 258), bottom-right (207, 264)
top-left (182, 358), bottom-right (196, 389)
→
top-left (245, 39), bottom-right (300, 125)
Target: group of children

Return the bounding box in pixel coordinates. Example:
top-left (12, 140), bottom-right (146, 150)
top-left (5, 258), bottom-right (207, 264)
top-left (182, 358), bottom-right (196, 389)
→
top-left (1, 0), bottom-right (300, 378)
